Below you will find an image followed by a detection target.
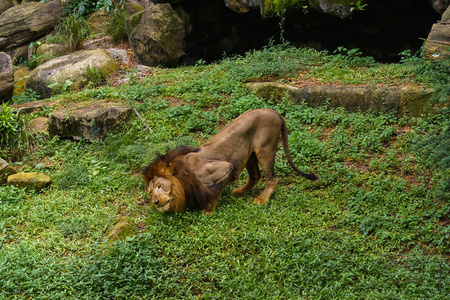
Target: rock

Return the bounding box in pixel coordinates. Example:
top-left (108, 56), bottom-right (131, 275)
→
top-left (7, 44), bottom-right (30, 65)
top-left (27, 117), bottom-right (49, 134)
top-left (443, 5), bottom-right (450, 20)
top-left (7, 172), bottom-right (51, 191)
top-left (0, 0), bottom-right (13, 15)
top-left (35, 43), bottom-right (66, 66)
top-left (0, 0), bottom-right (63, 52)
top-left (424, 19), bottom-right (450, 59)
top-left (125, 2), bottom-right (145, 16)
top-left (14, 99), bottom-right (60, 115)
top-left (308, 0), bottom-right (355, 18)
top-left (0, 158), bottom-right (16, 185)
top-left (26, 49), bottom-right (118, 99)
top-left (107, 220), bottom-right (133, 242)
top-left (429, 0), bottom-right (450, 14)
top-left (224, 0), bottom-right (258, 14)
top-left (127, 4), bottom-right (186, 67)
top-left (13, 66), bottom-right (30, 97)
top-left (248, 82), bottom-right (434, 117)
top-left (48, 105), bottom-right (133, 141)
top-left (0, 52), bottom-right (13, 103)
top-left (86, 8), bottom-right (111, 35)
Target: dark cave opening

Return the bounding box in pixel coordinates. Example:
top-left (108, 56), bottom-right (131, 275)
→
top-left (180, 0), bottom-right (441, 63)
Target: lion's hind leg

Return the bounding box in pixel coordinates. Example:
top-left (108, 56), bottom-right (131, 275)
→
top-left (232, 153), bottom-right (261, 197)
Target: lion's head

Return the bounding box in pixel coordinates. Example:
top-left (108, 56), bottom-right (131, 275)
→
top-left (142, 146), bottom-right (216, 213)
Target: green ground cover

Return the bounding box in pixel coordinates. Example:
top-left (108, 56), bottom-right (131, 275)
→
top-left (1, 44), bottom-right (449, 299)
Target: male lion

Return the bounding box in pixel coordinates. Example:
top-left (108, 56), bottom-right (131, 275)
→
top-left (142, 108), bottom-right (318, 214)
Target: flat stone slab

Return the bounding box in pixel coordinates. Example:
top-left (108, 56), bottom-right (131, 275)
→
top-left (248, 82), bottom-right (435, 117)
top-left (7, 172), bottom-right (51, 191)
top-left (48, 105), bottom-right (133, 141)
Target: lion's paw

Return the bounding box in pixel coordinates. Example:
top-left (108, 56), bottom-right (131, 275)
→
top-left (231, 188), bottom-right (246, 196)
top-left (252, 197), bottom-right (268, 205)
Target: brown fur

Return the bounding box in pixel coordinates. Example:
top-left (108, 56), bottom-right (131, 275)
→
top-left (142, 109), bottom-right (318, 214)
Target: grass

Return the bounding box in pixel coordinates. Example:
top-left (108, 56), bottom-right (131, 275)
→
top-left (1, 44), bottom-right (449, 299)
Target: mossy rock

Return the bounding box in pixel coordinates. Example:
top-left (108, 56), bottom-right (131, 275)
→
top-left (7, 172), bottom-right (51, 191)
top-left (0, 158), bottom-right (17, 185)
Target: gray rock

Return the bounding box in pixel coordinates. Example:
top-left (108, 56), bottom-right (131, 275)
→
top-left (48, 105), bottom-right (133, 141)
top-left (429, 0), bottom-right (450, 14)
top-left (127, 4), bottom-right (186, 67)
top-left (424, 19), bottom-right (450, 60)
top-left (86, 8), bottom-right (111, 35)
top-left (0, 158), bottom-right (16, 185)
top-left (0, 52), bottom-right (13, 103)
top-left (26, 49), bottom-right (118, 99)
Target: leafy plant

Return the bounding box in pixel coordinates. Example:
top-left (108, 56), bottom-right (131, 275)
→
top-left (53, 14), bottom-right (89, 52)
top-left (0, 102), bottom-right (32, 161)
top-left (106, 5), bottom-right (129, 44)
top-left (10, 88), bottom-right (40, 105)
top-left (85, 64), bottom-right (107, 87)
top-left (63, 0), bottom-right (125, 18)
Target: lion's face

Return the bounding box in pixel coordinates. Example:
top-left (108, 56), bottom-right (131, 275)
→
top-left (148, 177), bottom-right (174, 213)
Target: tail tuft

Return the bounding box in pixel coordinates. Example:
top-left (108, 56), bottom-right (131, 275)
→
top-left (304, 173), bottom-right (319, 181)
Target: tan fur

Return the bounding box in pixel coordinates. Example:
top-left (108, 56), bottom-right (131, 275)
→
top-left (142, 108), bottom-right (318, 214)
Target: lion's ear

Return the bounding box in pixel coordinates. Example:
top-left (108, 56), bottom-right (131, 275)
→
top-left (141, 173), bottom-right (151, 186)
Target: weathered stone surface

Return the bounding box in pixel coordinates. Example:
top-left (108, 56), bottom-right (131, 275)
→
top-left (128, 4), bottom-right (185, 67)
top-left (13, 66), bottom-right (30, 97)
top-left (443, 5), bottom-right (450, 20)
top-left (248, 82), bottom-right (435, 117)
top-left (7, 172), bottom-right (51, 191)
top-left (224, 0), bottom-right (259, 13)
top-left (26, 49), bottom-right (118, 99)
top-left (27, 117), bottom-right (49, 134)
top-left (7, 44), bottom-right (29, 65)
top-left (424, 20), bottom-right (450, 59)
top-left (0, 158), bottom-right (16, 185)
top-left (125, 2), bottom-right (145, 16)
top-left (48, 105), bottom-right (133, 141)
top-left (0, 0), bottom-right (63, 52)
top-left (35, 43), bottom-right (66, 66)
top-left (0, 52), bottom-right (13, 103)
top-left (429, 0), bottom-right (450, 14)
top-left (0, 0), bottom-right (13, 15)
top-left (87, 8), bottom-right (111, 34)
top-left (14, 99), bottom-right (60, 115)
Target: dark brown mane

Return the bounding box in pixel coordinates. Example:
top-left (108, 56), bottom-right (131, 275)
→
top-left (142, 146), bottom-right (217, 211)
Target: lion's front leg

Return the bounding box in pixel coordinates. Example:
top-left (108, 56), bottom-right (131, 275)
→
top-left (203, 197), bottom-right (220, 215)
top-left (232, 153), bottom-right (261, 197)
top-left (253, 177), bottom-right (278, 205)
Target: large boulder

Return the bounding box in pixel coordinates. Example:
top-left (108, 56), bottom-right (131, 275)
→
top-left (0, 0), bottom-right (63, 52)
top-left (13, 66), bottom-right (30, 98)
top-left (0, 52), bottom-right (13, 103)
top-left (127, 4), bottom-right (186, 67)
top-left (429, 0), bottom-right (450, 14)
top-left (26, 49), bottom-right (118, 99)
top-left (0, 158), bottom-right (16, 185)
top-left (48, 105), bottom-right (133, 141)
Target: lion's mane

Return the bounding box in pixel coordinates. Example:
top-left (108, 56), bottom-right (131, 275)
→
top-left (142, 146), bottom-right (219, 212)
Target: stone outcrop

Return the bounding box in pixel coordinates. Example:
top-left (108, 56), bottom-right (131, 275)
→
top-left (13, 66), bottom-right (30, 97)
top-left (127, 4), bottom-right (186, 67)
top-left (26, 49), bottom-right (118, 99)
top-left (13, 99), bottom-right (60, 115)
top-left (424, 10), bottom-right (450, 59)
top-left (0, 0), bottom-right (63, 52)
top-left (0, 158), bottom-right (16, 185)
top-left (7, 172), bottom-right (51, 191)
top-left (35, 43), bottom-right (66, 66)
top-left (48, 105), bottom-right (133, 141)
top-left (0, 52), bottom-right (13, 103)
top-left (0, 0), bottom-right (13, 15)
top-left (86, 8), bottom-right (111, 35)
top-left (248, 82), bottom-right (434, 117)
top-left (429, 0), bottom-right (450, 14)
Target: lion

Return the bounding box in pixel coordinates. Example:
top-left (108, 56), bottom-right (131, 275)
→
top-left (142, 108), bottom-right (318, 214)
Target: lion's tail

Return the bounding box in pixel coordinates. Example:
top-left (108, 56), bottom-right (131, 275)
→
top-left (281, 119), bottom-right (319, 181)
